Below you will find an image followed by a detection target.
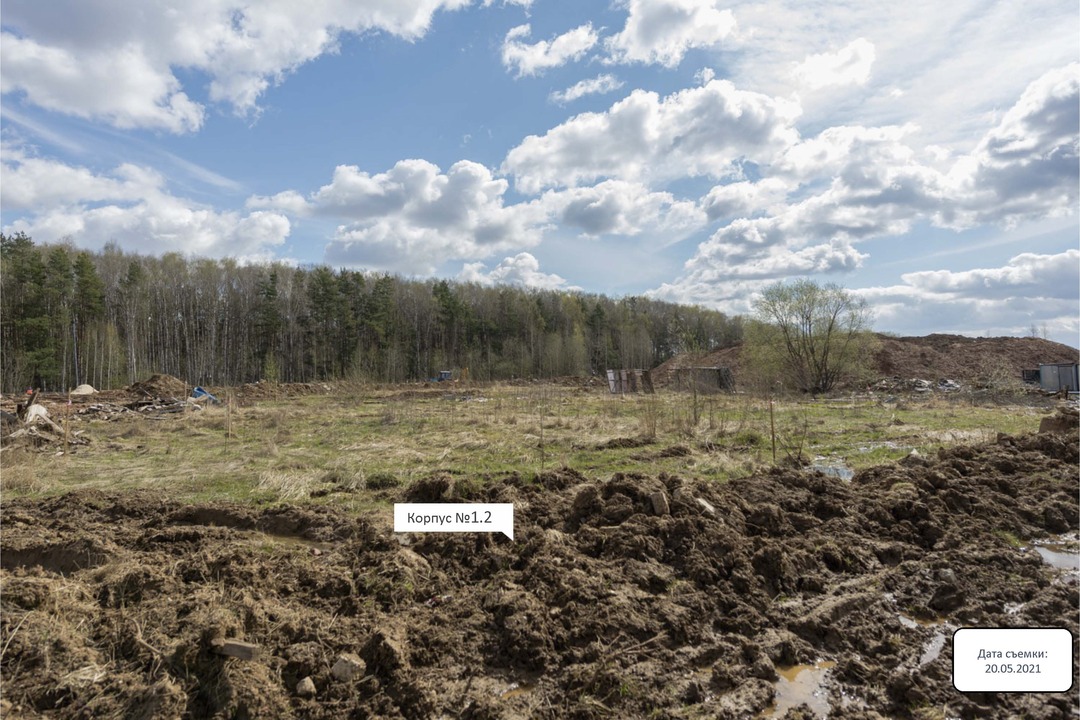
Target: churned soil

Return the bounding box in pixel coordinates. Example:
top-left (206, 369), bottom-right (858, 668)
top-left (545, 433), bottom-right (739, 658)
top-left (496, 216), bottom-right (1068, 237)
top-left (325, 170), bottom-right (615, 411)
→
top-left (2, 433), bottom-right (1077, 719)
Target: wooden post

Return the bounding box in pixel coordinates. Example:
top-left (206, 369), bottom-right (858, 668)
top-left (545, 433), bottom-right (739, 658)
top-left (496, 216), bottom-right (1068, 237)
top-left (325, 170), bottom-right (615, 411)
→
top-left (769, 400), bottom-right (777, 464)
top-left (64, 391), bottom-right (71, 451)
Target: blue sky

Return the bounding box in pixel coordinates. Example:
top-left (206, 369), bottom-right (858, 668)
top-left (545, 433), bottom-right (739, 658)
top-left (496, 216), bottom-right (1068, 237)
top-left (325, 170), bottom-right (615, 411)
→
top-left (2, 0), bottom-right (1078, 345)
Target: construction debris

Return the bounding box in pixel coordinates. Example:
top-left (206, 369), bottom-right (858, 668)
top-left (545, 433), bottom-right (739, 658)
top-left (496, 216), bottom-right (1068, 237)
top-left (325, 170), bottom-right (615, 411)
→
top-left (76, 403), bottom-right (132, 420)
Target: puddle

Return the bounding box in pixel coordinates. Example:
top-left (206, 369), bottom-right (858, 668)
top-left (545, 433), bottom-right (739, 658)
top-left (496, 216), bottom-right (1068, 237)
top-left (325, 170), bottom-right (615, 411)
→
top-left (810, 458), bottom-right (854, 481)
top-left (1021, 535), bottom-right (1080, 573)
top-left (1033, 545), bottom-right (1080, 572)
top-left (759, 661), bottom-right (836, 719)
top-left (857, 441), bottom-right (901, 453)
top-left (919, 630), bottom-right (947, 667)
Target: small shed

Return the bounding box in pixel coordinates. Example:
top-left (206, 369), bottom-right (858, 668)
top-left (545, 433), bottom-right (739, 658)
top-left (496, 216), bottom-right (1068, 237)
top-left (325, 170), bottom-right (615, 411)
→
top-left (1039, 363), bottom-right (1079, 393)
top-left (606, 369), bottom-right (654, 394)
top-left (673, 366), bottom-right (735, 394)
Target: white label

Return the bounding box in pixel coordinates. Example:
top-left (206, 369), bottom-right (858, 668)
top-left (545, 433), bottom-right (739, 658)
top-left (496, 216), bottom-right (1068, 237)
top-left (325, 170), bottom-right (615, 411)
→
top-left (953, 628), bottom-right (1073, 692)
top-left (394, 503), bottom-right (514, 541)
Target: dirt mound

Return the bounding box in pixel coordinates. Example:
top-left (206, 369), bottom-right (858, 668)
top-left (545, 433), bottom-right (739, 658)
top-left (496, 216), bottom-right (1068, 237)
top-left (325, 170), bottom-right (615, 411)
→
top-left (230, 381), bottom-right (334, 402)
top-left (2, 436), bottom-right (1077, 719)
top-left (653, 334), bottom-right (1079, 391)
top-left (874, 334), bottom-right (1078, 384)
top-left (651, 345), bottom-right (742, 388)
top-left (128, 374), bottom-right (189, 399)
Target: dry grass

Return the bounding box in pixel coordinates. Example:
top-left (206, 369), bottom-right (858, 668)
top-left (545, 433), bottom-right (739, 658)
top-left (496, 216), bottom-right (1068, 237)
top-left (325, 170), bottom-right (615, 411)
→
top-left (255, 470), bottom-right (321, 502)
top-left (0, 382), bottom-right (1052, 504)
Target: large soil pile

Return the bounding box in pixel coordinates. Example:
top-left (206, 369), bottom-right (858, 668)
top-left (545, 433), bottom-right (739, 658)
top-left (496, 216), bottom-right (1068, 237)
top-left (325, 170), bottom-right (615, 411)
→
top-left (652, 334), bottom-right (1079, 390)
top-left (874, 334), bottom-right (1078, 383)
top-left (128, 374), bottom-right (190, 399)
top-left (2, 434), bottom-right (1077, 719)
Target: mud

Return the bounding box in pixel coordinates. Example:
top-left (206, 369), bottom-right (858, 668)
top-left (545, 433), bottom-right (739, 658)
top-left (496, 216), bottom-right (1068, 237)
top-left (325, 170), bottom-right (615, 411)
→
top-left (1, 433), bottom-right (1077, 719)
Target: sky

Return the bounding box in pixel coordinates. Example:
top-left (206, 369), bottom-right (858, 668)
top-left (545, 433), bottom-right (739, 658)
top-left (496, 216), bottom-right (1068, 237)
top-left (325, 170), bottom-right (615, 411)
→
top-left (1, 0), bottom-right (1078, 346)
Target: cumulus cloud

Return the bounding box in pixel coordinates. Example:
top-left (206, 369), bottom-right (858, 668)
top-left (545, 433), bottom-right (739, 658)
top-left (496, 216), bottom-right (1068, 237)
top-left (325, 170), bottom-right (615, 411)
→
top-left (857, 250), bottom-right (1080, 339)
top-left (900, 250), bottom-right (1079, 300)
top-left (0, 32), bottom-right (204, 133)
top-left (539, 180), bottom-right (706, 238)
top-left (700, 178), bottom-right (789, 221)
top-left (311, 160), bottom-right (546, 274)
top-left (458, 252), bottom-right (579, 290)
top-left (549, 74), bottom-right (624, 104)
top-left (501, 23), bottom-right (598, 77)
top-left (504, 79), bottom-right (801, 193)
top-left (648, 64), bottom-right (1079, 314)
top-left (605, 0), bottom-right (736, 68)
top-left (253, 162), bottom-right (711, 274)
top-left (792, 38), bottom-right (876, 91)
top-left (1, 148), bottom-right (290, 258)
top-left (953, 62), bottom-right (1080, 227)
top-left (0, 0), bottom-right (469, 132)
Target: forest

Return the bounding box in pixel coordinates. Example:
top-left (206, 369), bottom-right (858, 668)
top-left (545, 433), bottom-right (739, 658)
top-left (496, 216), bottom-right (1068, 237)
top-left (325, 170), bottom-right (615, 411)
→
top-left (0, 233), bottom-right (742, 392)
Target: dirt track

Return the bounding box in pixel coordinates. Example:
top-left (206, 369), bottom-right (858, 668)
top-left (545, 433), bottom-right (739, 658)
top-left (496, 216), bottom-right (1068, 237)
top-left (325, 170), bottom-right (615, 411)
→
top-left (1, 433), bottom-right (1077, 719)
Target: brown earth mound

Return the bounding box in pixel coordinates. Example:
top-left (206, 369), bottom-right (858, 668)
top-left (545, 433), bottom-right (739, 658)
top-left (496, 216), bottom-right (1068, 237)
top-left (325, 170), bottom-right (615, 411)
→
top-left (652, 334), bottom-right (1079, 390)
top-left (2, 435), bottom-right (1077, 718)
top-left (874, 334), bottom-right (1078, 384)
top-left (128, 374), bottom-right (190, 399)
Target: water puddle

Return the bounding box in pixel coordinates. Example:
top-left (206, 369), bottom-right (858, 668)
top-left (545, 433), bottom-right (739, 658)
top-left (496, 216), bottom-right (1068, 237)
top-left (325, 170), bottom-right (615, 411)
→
top-left (1022, 535), bottom-right (1080, 573)
top-left (1033, 545), bottom-right (1080, 572)
top-left (759, 661), bottom-right (836, 718)
top-left (919, 631), bottom-right (947, 667)
top-left (898, 614), bottom-right (947, 629)
top-left (810, 458), bottom-right (854, 481)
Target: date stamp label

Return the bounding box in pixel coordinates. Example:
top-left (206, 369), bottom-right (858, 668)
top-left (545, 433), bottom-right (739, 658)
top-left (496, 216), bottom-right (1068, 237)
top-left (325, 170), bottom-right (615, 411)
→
top-left (953, 628), bottom-right (1073, 692)
top-left (394, 503), bottom-right (514, 540)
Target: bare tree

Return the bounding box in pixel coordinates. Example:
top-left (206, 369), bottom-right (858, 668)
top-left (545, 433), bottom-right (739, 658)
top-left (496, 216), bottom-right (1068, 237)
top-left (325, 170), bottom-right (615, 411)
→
top-left (748, 279), bottom-right (875, 394)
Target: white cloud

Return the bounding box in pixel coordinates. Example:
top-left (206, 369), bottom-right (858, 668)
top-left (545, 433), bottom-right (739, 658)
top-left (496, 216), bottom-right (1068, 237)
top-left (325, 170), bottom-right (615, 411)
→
top-left (246, 190), bottom-right (311, 216)
top-left (1, 145), bottom-right (151, 210)
top-left (648, 64), bottom-right (1079, 315)
top-left (539, 180), bottom-right (706, 239)
top-left (953, 62), bottom-right (1080, 227)
top-left (792, 38), bottom-right (875, 91)
top-left (0, 0), bottom-right (469, 132)
top-left (314, 160), bottom-right (546, 274)
top-left (253, 162), bottom-right (713, 273)
top-left (549, 74), bottom-right (624, 104)
top-left (858, 250), bottom-right (1080, 340)
top-left (700, 178), bottom-right (788, 221)
top-left (900, 250), bottom-right (1079, 300)
top-left (1, 148), bottom-right (289, 258)
top-left (459, 252), bottom-right (579, 290)
top-left (501, 23), bottom-right (598, 77)
top-left (721, 0), bottom-right (1077, 151)
top-left (504, 79), bottom-right (801, 193)
top-left (605, 0), bottom-right (736, 68)
top-left (0, 32), bottom-right (205, 133)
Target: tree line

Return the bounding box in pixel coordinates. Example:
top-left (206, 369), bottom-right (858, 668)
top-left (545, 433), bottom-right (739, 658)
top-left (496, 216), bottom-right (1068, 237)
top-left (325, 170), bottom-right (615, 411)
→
top-left (0, 233), bottom-right (743, 393)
